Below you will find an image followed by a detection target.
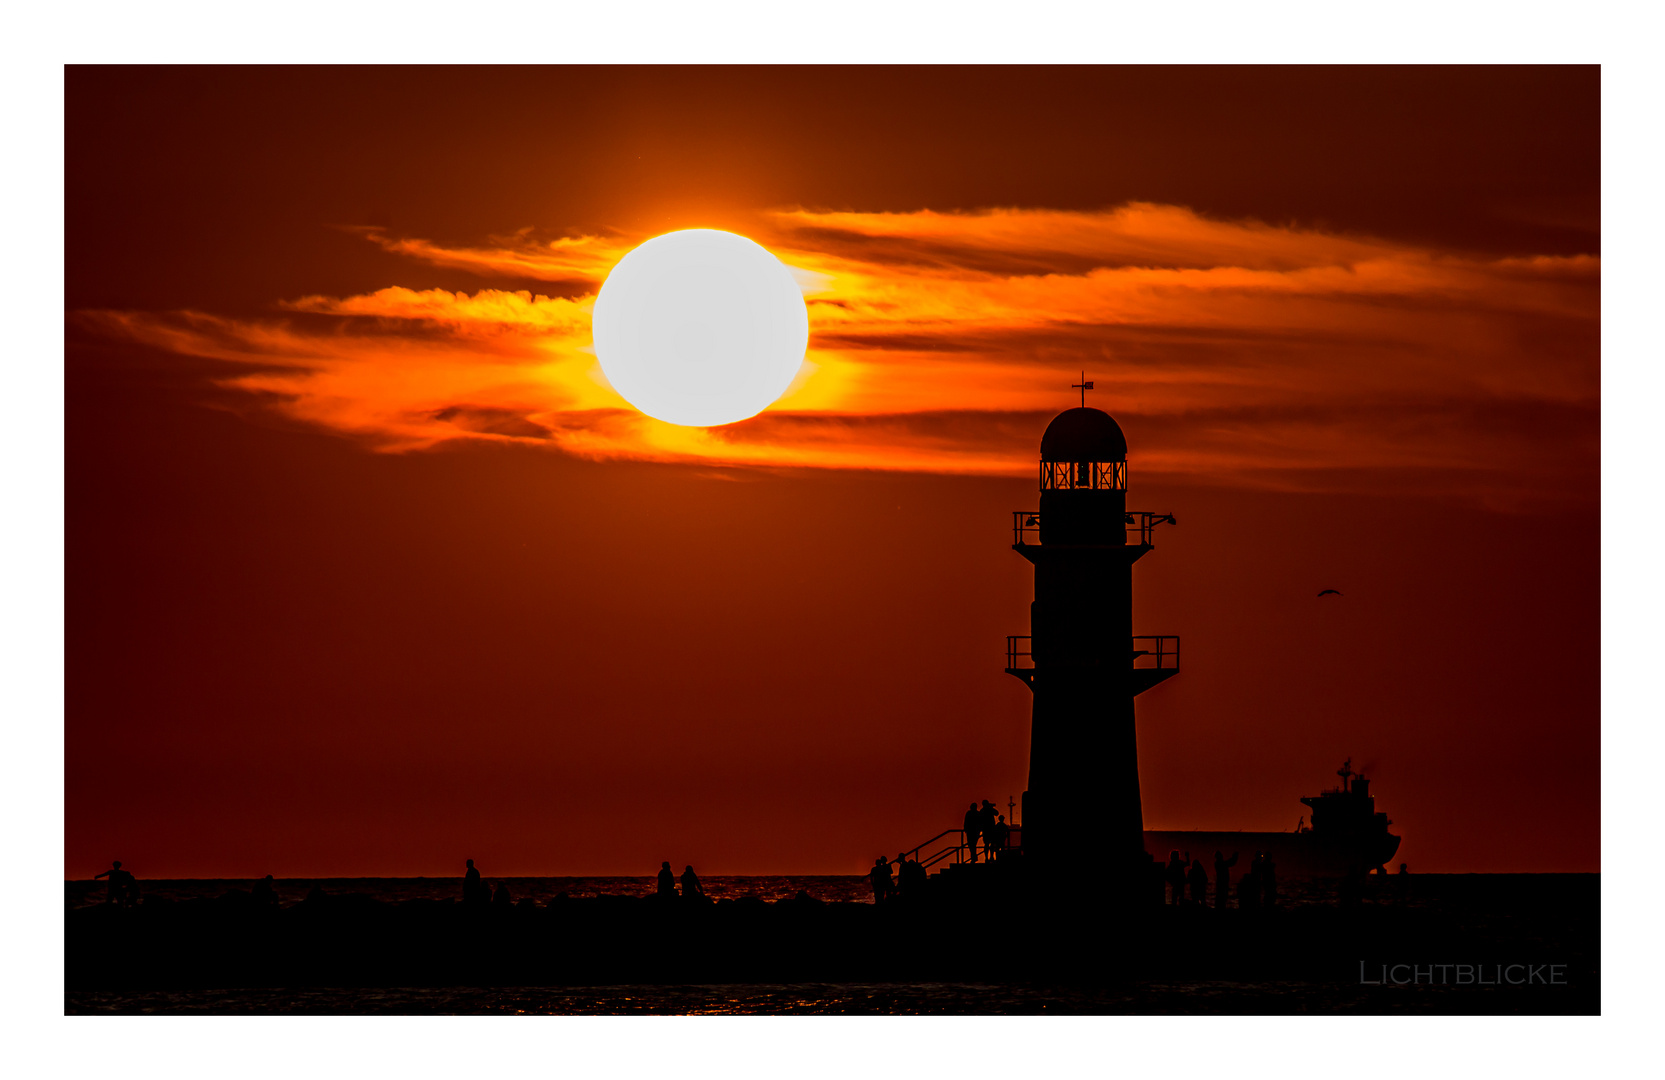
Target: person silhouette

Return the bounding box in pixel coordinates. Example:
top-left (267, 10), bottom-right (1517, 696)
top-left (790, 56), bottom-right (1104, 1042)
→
top-left (1238, 856), bottom-right (1262, 911)
top-left (1164, 851), bottom-right (1187, 905)
top-left (1212, 851), bottom-right (1239, 909)
top-left (251, 874), bottom-right (278, 906)
top-left (1187, 858), bottom-right (1209, 905)
top-left (680, 865), bottom-right (706, 903)
top-left (492, 881), bottom-right (512, 907)
top-left (1262, 853), bottom-right (1279, 906)
top-left (870, 856), bottom-right (894, 904)
top-left (464, 859), bottom-right (484, 905)
top-left (1397, 862), bottom-right (1409, 875)
top-left (93, 861), bottom-right (131, 906)
top-left (987, 814), bottom-right (1010, 861)
top-left (657, 861), bottom-right (676, 897)
top-left (900, 854), bottom-right (926, 896)
top-left (963, 803), bottom-right (983, 863)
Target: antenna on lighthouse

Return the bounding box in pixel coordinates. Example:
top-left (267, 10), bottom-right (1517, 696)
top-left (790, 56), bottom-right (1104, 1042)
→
top-left (1072, 372), bottom-right (1095, 408)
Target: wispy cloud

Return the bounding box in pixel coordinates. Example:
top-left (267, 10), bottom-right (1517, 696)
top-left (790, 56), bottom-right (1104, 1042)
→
top-left (85, 204), bottom-right (1598, 506)
top-left (354, 225), bottom-right (633, 284)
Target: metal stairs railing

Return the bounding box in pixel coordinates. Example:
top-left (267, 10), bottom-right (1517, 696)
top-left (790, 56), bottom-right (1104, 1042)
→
top-left (899, 827), bottom-right (1023, 872)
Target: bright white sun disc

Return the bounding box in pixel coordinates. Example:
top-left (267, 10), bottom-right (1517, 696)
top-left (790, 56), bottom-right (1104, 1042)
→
top-left (592, 229), bottom-right (809, 427)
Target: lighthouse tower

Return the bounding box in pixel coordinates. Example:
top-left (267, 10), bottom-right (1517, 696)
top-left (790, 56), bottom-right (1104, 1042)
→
top-left (1006, 399), bottom-right (1177, 896)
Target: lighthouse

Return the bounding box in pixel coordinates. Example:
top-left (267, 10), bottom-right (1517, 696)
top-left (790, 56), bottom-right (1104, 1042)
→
top-left (1007, 396), bottom-right (1177, 897)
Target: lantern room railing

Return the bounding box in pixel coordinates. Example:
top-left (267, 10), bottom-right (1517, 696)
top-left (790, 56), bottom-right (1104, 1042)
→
top-left (1011, 510), bottom-right (1176, 547)
top-left (1040, 460), bottom-right (1126, 491)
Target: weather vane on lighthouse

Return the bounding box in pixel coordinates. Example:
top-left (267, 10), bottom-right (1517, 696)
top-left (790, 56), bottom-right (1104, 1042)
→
top-left (1072, 372), bottom-right (1094, 408)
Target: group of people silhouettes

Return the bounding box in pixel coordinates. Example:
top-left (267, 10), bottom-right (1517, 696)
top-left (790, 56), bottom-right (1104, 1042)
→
top-left (869, 798), bottom-right (1014, 904)
top-left (463, 859), bottom-right (710, 906)
top-left (962, 800), bottom-right (1011, 863)
top-left (869, 851), bottom-right (927, 904)
top-left (657, 861), bottom-right (708, 903)
top-left (1164, 849), bottom-right (1279, 909)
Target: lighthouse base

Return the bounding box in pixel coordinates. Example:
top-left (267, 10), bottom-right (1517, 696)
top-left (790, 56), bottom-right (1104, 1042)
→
top-left (1015, 788), bottom-right (1161, 909)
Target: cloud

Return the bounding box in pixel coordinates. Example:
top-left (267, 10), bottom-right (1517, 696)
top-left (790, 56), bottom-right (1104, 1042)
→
top-left (85, 204), bottom-right (1598, 507)
top-left (352, 225), bottom-right (632, 284)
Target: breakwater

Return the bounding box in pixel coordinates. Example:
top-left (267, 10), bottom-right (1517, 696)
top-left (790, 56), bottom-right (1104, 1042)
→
top-left (65, 874), bottom-right (1598, 1014)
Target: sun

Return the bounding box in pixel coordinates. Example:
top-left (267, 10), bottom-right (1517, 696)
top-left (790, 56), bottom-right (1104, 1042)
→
top-left (591, 229), bottom-right (809, 427)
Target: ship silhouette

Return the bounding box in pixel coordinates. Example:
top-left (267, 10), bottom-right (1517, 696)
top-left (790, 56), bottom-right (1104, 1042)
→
top-left (1144, 758), bottom-right (1402, 877)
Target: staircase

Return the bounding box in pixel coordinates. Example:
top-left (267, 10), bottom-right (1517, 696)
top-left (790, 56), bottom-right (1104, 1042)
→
top-left (896, 827), bottom-right (1025, 878)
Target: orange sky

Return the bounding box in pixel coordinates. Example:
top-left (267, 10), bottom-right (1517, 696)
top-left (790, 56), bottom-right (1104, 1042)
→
top-left (90, 202), bottom-right (1596, 502)
top-left (66, 66), bottom-right (1599, 878)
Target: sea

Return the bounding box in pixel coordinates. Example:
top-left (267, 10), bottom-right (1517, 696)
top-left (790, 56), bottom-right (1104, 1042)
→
top-left (67, 980), bottom-right (1513, 1015)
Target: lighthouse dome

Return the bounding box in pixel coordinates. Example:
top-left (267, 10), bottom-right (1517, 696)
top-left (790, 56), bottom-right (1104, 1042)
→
top-left (1040, 407), bottom-right (1127, 462)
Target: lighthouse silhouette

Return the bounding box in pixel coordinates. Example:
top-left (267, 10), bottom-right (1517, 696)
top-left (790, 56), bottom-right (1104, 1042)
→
top-left (1007, 389), bottom-right (1177, 900)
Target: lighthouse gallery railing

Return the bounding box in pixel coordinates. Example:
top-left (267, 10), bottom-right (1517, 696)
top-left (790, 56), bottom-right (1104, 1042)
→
top-left (1005, 635), bottom-right (1180, 672)
top-left (1012, 510), bottom-right (1176, 547)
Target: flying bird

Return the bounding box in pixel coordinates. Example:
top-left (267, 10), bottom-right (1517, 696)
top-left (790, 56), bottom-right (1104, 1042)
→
top-left (1317, 589), bottom-right (1343, 598)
